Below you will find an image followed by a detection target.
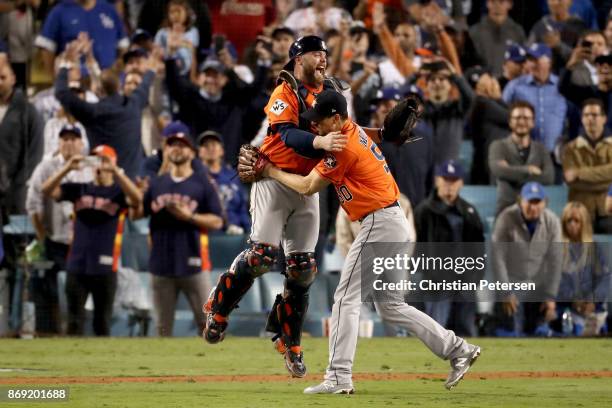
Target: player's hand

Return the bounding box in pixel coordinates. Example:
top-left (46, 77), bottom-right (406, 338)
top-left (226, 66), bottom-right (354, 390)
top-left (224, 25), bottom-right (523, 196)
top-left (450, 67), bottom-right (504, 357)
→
top-left (166, 201), bottom-right (192, 221)
top-left (313, 132), bottom-right (348, 152)
top-left (372, 2), bottom-right (386, 34)
top-left (502, 294), bottom-right (518, 316)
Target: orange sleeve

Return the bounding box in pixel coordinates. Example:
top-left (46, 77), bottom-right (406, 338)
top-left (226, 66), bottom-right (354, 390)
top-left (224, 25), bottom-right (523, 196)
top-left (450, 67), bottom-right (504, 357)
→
top-left (378, 25), bottom-right (416, 77)
top-left (437, 30), bottom-right (462, 75)
top-left (315, 150), bottom-right (358, 185)
top-left (265, 84), bottom-right (300, 127)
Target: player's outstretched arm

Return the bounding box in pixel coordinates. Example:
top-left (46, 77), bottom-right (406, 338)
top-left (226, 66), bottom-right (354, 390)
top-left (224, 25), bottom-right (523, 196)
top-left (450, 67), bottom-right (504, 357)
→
top-left (263, 165), bottom-right (330, 196)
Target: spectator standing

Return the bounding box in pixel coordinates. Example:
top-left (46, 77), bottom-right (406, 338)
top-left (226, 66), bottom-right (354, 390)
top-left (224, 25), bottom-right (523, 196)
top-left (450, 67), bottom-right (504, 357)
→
top-left (489, 101), bottom-right (554, 215)
top-left (25, 125), bottom-right (93, 334)
top-left (469, 71), bottom-right (509, 184)
top-left (0, 60), bottom-right (43, 215)
top-left (503, 43), bottom-right (567, 155)
top-left (559, 53), bottom-right (612, 131)
top-left (165, 56), bottom-right (266, 165)
top-left (567, 30), bottom-right (609, 87)
top-left (492, 182), bottom-right (562, 336)
top-left (43, 86), bottom-right (89, 159)
top-left (139, 132), bottom-right (223, 336)
top-left (469, 0), bottom-right (526, 77)
top-left (421, 60), bottom-right (475, 164)
top-left (2, 0), bottom-right (38, 89)
top-left (562, 99), bottom-right (612, 233)
top-left (42, 145), bottom-right (142, 336)
top-left (284, 0), bottom-right (349, 38)
top-left (197, 130), bottom-right (250, 235)
top-left (154, 0), bottom-right (199, 78)
top-left (55, 41), bottom-right (160, 178)
top-left (35, 0), bottom-right (129, 75)
top-left (414, 161), bottom-right (485, 337)
top-left (499, 43), bottom-right (528, 90)
top-left (528, 0), bottom-right (588, 71)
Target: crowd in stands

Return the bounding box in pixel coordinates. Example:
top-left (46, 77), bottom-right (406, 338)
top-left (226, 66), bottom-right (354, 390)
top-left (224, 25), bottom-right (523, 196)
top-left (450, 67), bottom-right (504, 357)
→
top-left (1, 0), bottom-right (612, 338)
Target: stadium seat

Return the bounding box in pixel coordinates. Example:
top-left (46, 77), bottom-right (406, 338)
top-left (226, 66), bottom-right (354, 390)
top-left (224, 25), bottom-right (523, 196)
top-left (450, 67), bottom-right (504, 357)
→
top-left (209, 234), bottom-right (249, 270)
top-left (459, 140), bottom-right (474, 182)
top-left (3, 215), bottom-right (35, 235)
top-left (460, 185), bottom-right (497, 232)
top-left (545, 184), bottom-right (568, 217)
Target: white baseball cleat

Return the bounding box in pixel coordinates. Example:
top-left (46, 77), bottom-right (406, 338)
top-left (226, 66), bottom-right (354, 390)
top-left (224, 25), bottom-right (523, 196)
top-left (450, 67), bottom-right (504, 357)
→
top-left (445, 344), bottom-right (481, 390)
top-left (304, 380), bottom-right (355, 395)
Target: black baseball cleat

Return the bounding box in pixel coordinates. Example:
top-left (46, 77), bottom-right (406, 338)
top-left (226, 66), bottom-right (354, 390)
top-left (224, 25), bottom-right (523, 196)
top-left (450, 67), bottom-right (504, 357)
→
top-left (284, 349), bottom-right (307, 378)
top-left (202, 302), bottom-right (228, 344)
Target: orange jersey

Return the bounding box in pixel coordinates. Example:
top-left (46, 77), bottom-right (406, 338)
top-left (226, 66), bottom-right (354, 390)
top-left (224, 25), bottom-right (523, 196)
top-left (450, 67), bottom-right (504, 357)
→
top-left (260, 82), bottom-right (322, 176)
top-left (315, 121), bottom-right (400, 222)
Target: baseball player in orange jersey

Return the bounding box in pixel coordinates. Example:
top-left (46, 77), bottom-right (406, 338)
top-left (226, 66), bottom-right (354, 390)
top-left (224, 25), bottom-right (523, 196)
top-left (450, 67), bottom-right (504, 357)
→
top-left (202, 36), bottom-right (351, 378)
top-left (260, 90), bottom-right (481, 394)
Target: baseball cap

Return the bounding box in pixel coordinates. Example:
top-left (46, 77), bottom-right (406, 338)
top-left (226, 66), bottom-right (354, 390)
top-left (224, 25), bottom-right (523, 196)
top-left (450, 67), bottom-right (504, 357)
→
top-left (272, 26), bottom-right (295, 39)
top-left (58, 124), bottom-right (82, 138)
top-left (372, 87), bottom-right (403, 104)
top-left (594, 53), bottom-right (612, 65)
top-left (526, 43), bottom-right (552, 60)
top-left (464, 65), bottom-right (490, 89)
top-left (435, 160), bottom-right (464, 179)
top-left (301, 90), bottom-right (348, 122)
top-left (199, 58), bottom-right (225, 73)
top-left (349, 21), bottom-right (369, 36)
top-left (505, 43), bottom-right (527, 63)
top-left (197, 130), bottom-right (223, 146)
top-left (122, 47), bottom-right (148, 65)
top-left (520, 182), bottom-right (547, 201)
top-left (131, 29), bottom-right (152, 45)
top-left (92, 144), bottom-right (118, 164)
top-left (162, 121), bottom-right (190, 138)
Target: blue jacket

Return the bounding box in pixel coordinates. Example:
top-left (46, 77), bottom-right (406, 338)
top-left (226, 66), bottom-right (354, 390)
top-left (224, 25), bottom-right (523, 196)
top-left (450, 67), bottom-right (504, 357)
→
top-left (209, 165), bottom-right (250, 231)
top-left (56, 68), bottom-right (154, 178)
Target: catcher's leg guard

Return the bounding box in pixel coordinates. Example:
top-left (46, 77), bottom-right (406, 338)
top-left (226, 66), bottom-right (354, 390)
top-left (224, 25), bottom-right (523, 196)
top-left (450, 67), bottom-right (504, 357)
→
top-left (203, 243), bottom-right (277, 343)
top-left (267, 253), bottom-right (317, 349)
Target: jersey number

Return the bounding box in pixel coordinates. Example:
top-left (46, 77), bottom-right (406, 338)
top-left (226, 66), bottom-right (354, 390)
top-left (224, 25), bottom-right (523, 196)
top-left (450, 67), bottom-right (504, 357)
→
top-left (337, 185), bottom-right (353, 204)
top-left (370, 143), bottom-right (390, 173)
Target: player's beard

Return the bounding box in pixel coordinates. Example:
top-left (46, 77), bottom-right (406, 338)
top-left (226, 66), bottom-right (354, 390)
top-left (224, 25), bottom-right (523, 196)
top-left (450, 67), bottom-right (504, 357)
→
top-left (302, 64), bottom-right (324, 87)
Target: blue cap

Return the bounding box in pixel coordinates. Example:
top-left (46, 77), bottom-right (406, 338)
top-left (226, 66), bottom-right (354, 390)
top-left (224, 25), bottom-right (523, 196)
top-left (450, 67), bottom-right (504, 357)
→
top-left (505, 43), bottom-right (527, 63)
top-left (435, 160), bottom-right (464, 179)
top-left (162, 121), bottom-right (190, 138)
top-left (59, 124), bottom-right (82, 138)
top-left (372, 87), bottom-right (403, 103)
top-left (131, 29), bottom-right (152, 44)
top-left (527, 43), bottom-right (552, 60)
top-left (123, 47), bottom-right (148, 64)
top-left (520, 182), bottom-right (547, 201)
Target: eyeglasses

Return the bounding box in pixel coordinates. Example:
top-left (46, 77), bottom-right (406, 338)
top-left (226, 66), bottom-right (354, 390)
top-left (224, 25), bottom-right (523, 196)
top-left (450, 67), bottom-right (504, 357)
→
top-left (582, 113), bottom-right (603, 118)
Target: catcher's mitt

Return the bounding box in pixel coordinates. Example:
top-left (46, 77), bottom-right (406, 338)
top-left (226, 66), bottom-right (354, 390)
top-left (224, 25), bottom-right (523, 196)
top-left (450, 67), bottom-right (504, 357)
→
top-left (380, 93), bottom-right (424, 145)
top-left (237, 144), bottom-right (270, 183)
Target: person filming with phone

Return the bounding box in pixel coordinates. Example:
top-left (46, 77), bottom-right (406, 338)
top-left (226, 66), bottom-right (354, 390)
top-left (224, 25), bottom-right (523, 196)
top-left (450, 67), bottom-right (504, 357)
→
top-left (41, 145), bottom-right (142, 336)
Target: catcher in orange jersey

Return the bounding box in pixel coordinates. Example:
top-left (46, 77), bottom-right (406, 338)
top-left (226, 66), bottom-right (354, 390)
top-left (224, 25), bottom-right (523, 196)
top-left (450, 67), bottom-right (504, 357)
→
top-left (202, 35), bottom-right (351, 378)
top-left (253, 90), bottom-right (481, 394)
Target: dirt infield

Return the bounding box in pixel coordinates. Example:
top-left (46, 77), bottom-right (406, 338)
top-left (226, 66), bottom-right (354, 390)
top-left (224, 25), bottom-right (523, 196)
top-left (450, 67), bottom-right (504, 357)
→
top-left (1, 371), bottom-right (611, 385)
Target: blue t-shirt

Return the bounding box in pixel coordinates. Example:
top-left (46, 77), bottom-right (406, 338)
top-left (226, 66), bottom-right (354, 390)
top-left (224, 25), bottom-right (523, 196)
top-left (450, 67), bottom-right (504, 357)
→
top-left (144, 172), bottom-right (223, 277)
top-left (209, 165), bottom-right (250, 231)
top-left (61, 182), bottom-right (128, 275)
top-left (35, 0), bottom-right (128, 69)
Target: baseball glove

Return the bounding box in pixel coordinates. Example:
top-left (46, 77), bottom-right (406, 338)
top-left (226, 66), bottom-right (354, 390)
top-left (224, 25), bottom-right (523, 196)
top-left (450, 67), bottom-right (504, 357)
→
top-left (237, 144), bottom-right (270, 183)
top-left (380, 93), bottom-right (424, 145)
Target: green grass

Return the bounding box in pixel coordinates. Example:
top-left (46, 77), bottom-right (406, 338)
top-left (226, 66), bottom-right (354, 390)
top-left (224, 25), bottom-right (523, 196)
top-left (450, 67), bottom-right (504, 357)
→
top-left (1, 337), bottom-right (611, 407)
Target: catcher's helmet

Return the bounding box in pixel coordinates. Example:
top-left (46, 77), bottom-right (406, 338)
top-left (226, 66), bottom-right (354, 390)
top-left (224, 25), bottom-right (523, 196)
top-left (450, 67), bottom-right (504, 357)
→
top-left (283, 36), bottom-right (328, 71)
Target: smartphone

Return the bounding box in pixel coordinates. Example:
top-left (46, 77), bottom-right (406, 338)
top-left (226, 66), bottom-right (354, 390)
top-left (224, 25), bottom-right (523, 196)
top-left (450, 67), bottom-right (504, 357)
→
top-left (581, 40), bottom-right (593, 49)
top-left (83, 156), bottom-right (101, 167)
top-left (213, 34), bottom-right (226, 55)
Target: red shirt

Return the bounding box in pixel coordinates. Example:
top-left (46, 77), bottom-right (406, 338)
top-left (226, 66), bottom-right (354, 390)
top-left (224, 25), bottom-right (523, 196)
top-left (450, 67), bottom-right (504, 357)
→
top-left (208, 0), bottom-right (275, 57)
